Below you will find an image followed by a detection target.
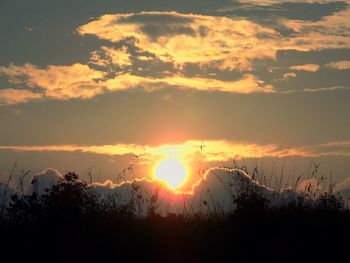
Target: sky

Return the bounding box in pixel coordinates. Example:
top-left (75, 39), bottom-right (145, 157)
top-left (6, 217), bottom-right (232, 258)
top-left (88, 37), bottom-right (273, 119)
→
top-left (0, 0), bottom-right (350, 196)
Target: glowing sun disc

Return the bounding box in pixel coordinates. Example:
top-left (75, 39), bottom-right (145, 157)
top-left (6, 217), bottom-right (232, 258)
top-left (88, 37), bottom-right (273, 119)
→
top-left (154, 158), bottom-right (187, 189)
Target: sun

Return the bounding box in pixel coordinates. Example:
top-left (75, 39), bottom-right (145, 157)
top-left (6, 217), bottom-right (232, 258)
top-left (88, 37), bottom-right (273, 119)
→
top-left (154, 157), bottom-right (188, 189)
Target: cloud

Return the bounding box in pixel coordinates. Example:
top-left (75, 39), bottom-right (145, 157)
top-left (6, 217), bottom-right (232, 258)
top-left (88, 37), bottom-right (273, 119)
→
top-left (159, 74), bottom-right (274, 93)
top-left (0, 88), bottom-right (42, 105)
top-left (101, 73), bottom-right (157, 92)
top-left (1, 140), bottom-right (304, 191)
top-left (325, 60), bottom-right (350, 70)
top-left (282, 2), bottom-right (350, 51)
top-left (0, 64), bottom-right (274, 105)
top-left (89, 167), bottom-right (273, 214)
top-left (89, 46), bottom-right (132, 68)
top-left (6, 165), bottom-right (349, 213)
top-left (91, 177), bottom-right (189, 215)
top-left (2, 140), bottom-right (350, 166)
top-left (79, 9), bottom-right (350, 71)
top-left (78, 12), bottom-right (279, 71)
top-left (282, 72), bottom-right (297, 80)
top-left (189, 167), bottom-right (273, 210)
top-left (0, 140), bottom-right (349, 195)
top-left (91, 167), bottom-right (307, 213)
top-left (290, 64), bottom-right (320, 72)
top-left (318, 141), bottom-right (350, 148)
top-left (4, 166), bottom-right (273, 214)
top-left (302, 86), bottom-right (350, 93)
top-left (29, 168), bottom-right (63, 195)
top-left (0, 140), bottom-right (306, 162)
top-left (281, 85), bottom-right (350, 94)
top-left (0, 6), bottom-right (350, 105)
top-left (2, 7), bottom-right (350, 104)
top-left (0, 63), bottom-right (106, 101)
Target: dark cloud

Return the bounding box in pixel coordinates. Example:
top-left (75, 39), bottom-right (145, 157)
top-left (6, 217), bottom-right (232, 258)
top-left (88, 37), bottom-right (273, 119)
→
top-left (113, 12), bottom-right (199, 40)
top-left (276, 49), bottom-right (350, 66)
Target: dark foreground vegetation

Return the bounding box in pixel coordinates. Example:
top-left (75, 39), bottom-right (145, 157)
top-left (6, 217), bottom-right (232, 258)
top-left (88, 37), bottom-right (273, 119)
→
top-left (1, 172), bottom-right (349, 263)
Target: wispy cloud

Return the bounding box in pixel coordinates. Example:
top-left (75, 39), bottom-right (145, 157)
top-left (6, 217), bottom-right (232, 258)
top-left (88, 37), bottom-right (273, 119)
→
top-left (0, 64), bottom-right (274, 105)
top-left (281, 86), bottom-right (350, 94)
top-left (325, 60), bottom-right (350, 70)
top-left (0, 88), bottom-right (42, 105)
top-left (282, 72), bottom-right (297, 80)
top-left (302, 86), bottom-right (350, 93)
top-left (0, 63), bottom-right (106, 101)
top-left (282, 2), bottom-right (350, 51)
top-left (289, 64), bottom-right (320, 72)
top-left (1, 140), bottom-right (350, 164)
top-left (160, 74), bottom-right (274, 94)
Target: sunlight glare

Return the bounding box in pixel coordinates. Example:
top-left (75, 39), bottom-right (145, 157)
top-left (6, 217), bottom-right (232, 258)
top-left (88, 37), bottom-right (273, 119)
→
top-left (154, 157), bottom-right (188, 189)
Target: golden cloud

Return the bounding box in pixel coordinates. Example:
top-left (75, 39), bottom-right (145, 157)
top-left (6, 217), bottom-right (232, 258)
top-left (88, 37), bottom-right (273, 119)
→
top-left (78, 12), bottom-right (279, 71)
top-left (90, 46), bottom-right (132, 68)
top-left (2, 140), bottom-right (350, 195)
top-left (95, 71), bottom-right (275, 94)
top-left (2, 140), bottom-right (350, 163)
top-left (79, 9), bottom-right (350, 72)
top-left (282, 2), bottom-right (350, 51)
top-left (0, 63), bottom-right (274, 105)
top-left (1, 8), bottom-right (350, 105)
top-left (102, 73), bottom-right (275, 94)
top-left (161, 74), bottom-right (274, 93)
top-left (0, 88), bottom-right (42, 105)
top-left (0, 63), bottom-right (106, 101)
top-left (325, 60), bottom-right (350, 70)
top-left (282, 72), bottom-right (297, 80)
top-left (290, 64), bottom-right (320, 72)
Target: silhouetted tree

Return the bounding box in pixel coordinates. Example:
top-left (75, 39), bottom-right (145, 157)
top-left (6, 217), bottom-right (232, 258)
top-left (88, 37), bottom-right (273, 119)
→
top-left (41, 172), bottom-right (100, 222)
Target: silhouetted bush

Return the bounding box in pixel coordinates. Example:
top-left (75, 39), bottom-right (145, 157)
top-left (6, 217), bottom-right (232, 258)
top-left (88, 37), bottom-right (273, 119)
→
top-left (316, 192), bottom-right (344, 213)
top-left (234, 191), bottom-right (270, 216)
top-left (7, 193), bottom-right (42, 224)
